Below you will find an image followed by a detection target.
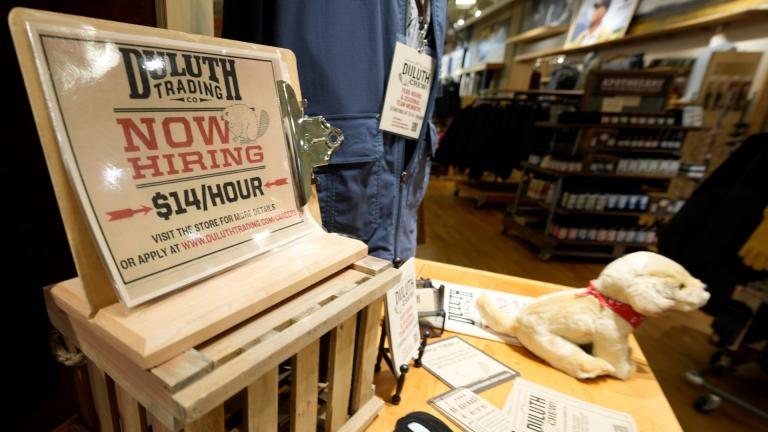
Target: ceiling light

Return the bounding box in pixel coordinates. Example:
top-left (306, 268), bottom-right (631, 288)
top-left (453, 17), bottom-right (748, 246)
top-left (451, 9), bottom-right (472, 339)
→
top-left (457, 18), bottom-right (465, 26)
top-left (474, 9), bottom-right (482, 17)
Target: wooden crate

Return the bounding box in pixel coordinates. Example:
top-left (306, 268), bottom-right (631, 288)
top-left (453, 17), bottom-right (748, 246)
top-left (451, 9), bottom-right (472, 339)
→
top-left (45, 256), bottom-right (400, 431)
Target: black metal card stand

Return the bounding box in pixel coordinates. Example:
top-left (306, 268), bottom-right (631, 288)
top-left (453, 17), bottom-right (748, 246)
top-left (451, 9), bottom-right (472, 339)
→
top-left (375, 279), bottom-right (446, 404)
top-left (374, 325), bottom-right (429, 404)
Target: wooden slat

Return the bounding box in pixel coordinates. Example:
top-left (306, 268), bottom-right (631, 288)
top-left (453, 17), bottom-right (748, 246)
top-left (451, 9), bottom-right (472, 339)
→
top-left (72, 317), bottom-right (184, 425)
top-left (185, 405), bottom-right (224, 432)
top-left (149, 414), bottom-right (171, 432)
top-left (200, 269), bottom-right (369, 365)
top-left (152, 349), bottom-right (214, 392)
top-left (290, 341), bottom-right (319, 432)
top-left (44, 286), bottom-right (183, 426)
top-left (50, 232), bottom-right (368, 369)
top-left (245, 368), bottom-right (278, 432)
top-left (173, 268), bottom-right (400, 422)
top-left (325, 316), bottom-right (357, 432)
top-left (414, 259), bottom-right (578, 295)
top-left (115, 384), bottom-right (148, 432)
top-left (351, 256), bottom-right (392, 276)
top-left (350, 298), bottom-right (383, 412)
top-left (336, 397), bottom-right (384, 432)
top-left (86, 360), bottom-right (120, 432)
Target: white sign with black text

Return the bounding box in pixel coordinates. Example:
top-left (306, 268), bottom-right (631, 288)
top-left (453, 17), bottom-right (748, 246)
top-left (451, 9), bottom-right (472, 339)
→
top-left (421, 336), bottom-right (519, 392)
top-left (384, 257), bottom-right (421, 376)
top-left (379, 42), bottom-right (435, 139)
top-left (430, 388), bottom-right (515, 432)
top-left (431, 280), bottom-right (534, 346)
top-left (504, 378), bottom-right (637, 432)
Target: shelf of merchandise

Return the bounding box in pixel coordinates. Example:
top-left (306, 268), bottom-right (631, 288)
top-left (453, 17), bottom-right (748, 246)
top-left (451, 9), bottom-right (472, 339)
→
top-left (506, 25), bottom-right (569, 44)
top-left (504, 136), bottom-right (681, 258)
top-left (535, 122), bottom-right (704, 131)
top-left (509, 89), bottom-right (583, 96)
top-left (502, 218), bottom-right (652, 260)
top-left (513, 6), bottom-right (768, 62)
top-left (557, 238), bottom-right (653, 247)
top-left (456, 63), bottom-right (506, 98)
top-left (522, 163), bottom-right (676, 180)
top-left (531, 201), bottom-right (670, 218)
top-left (590, 147), bottom-right (682, 156)
top-left (455, 62), bottom-right (505, 75)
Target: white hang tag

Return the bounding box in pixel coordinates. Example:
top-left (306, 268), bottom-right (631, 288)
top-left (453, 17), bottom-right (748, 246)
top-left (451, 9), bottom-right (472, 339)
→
top-left (379, 42), bottom-right (435, 140)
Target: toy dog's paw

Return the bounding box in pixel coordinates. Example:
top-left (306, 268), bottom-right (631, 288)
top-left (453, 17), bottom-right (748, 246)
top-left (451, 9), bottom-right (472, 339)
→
top-left (610, 359), bottom-right (636, 380)
top-left (575, 357), bottom-right (616, 379)
top-left (475, 294), bottom-right (514, 334)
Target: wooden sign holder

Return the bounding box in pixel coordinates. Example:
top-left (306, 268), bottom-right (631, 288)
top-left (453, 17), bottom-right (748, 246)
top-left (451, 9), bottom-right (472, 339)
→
top-left (11, 8), bottom-right (401, 431)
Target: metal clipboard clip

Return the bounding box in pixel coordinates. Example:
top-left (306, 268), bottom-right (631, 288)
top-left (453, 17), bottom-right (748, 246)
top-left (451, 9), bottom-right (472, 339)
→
top-left (277, 80), bottom-right (343, 208)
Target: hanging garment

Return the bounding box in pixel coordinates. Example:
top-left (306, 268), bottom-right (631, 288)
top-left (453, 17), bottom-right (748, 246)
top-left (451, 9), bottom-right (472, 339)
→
top-left (658, 133), bottom-right (768, 316)
top-left (435, 104), bottom-right (541, 180)
top-left (223, 1), bottom-right (447, 263)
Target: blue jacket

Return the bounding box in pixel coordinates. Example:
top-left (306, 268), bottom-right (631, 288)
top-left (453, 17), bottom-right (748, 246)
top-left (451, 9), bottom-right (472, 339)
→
top-left (225, 0), bottom-right (446, 263)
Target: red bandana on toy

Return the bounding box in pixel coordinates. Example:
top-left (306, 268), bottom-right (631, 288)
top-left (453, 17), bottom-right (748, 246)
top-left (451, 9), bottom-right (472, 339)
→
top-left (577, 280), bottom-right (646, 328)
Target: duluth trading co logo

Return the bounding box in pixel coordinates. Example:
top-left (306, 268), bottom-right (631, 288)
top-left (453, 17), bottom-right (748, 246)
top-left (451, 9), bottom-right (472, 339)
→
top-left (398, 60), bottom-right (431, 90)
top-left (119, 47), bottom-right (242, 103)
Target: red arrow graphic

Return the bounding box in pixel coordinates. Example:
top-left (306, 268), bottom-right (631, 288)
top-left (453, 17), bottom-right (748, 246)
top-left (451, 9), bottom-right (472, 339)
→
top-left (106, 205), bottom-right (152, 221)
top-left (265, 178), bottom-right (289, 188)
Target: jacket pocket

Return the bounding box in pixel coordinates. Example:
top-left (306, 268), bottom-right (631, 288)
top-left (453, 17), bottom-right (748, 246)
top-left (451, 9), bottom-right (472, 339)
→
top-left (314, 114), bottom-right (383, 242)
top-left (323, 114), bottom-right (383, 163)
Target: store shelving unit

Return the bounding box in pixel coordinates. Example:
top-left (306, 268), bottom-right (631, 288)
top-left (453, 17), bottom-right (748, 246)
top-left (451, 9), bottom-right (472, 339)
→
top-left (506, 24), bottom-right (569, 44)
top-left (503, 115), bottom-right (694, 259)
top-left (513, 5), bottom-right (768, 62)
top-left (535, 122), bottom-right (702, 131)
top-left (455, 62), bottom-right (505, 75)
top-left (449, 89), bottom-right (584, 206)
top-left (457, 63), bottom-right (506, 97)
top-left (523, 163), bottom-right (677, 180)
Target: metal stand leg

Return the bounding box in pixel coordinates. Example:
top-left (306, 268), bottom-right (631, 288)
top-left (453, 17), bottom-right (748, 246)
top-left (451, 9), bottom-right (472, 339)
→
top-left (414, 331), bottom-right (430, 368)
top-left (374, 326), bottom-right (386, 374)
top-left (375, 323), bottom-right (426, 405)
top-left (391, 364), bottom-right (408, 405)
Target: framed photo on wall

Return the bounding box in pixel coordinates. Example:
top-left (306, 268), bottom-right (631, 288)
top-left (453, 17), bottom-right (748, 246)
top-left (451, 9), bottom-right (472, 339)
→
top-left (565, 0), bottom-right (641, 48)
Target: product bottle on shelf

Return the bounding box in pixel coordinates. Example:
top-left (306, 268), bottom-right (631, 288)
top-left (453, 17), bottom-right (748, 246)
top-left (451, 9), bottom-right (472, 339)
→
top-left (529, 59), bottom-right (542, 90)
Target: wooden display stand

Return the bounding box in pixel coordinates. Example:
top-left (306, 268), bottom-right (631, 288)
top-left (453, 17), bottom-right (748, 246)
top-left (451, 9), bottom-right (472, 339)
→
top-left (46, 253), bottom-right (400, 431)
top-left (10, 8), bottom-right (403, 431)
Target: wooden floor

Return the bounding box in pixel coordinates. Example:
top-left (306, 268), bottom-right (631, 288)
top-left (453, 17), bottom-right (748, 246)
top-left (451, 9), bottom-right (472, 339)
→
top-left (416, 178), bottom-right (768, 432)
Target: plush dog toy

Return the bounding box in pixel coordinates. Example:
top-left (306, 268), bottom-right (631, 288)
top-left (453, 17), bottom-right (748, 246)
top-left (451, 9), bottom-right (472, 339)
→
top-left (476, 251), bottom-right (710, 380)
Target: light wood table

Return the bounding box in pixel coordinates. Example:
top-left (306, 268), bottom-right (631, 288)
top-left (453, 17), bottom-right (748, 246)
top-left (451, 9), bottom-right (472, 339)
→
top-left (368, 259), bottom-right (683, 432)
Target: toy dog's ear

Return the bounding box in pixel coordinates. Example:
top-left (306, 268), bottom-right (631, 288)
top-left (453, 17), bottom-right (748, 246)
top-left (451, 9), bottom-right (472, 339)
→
top-left (623, 276), bottom-right (676, 316)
